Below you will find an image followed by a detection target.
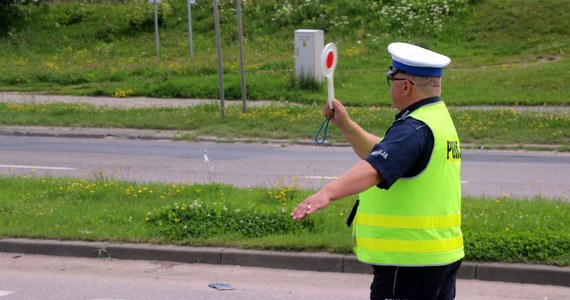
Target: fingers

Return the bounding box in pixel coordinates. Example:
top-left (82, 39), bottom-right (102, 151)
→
top-left (328, 99), bottom-right (349, 127)
top-left (322, 103), bottom-right (333, 116)
top-left (323, 99), bottom-right (341, 118)
top-left (331, 99), bottom-right (344, 111)
top-left (323, 107), bottom-right (335, 119)
top-left (290, 200), bottom-right (315, 220)
top-left (291, 194), bottom-right (331, 221)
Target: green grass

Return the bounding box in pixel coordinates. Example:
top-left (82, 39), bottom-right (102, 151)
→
top-left (1, 102), bottom-right (569, 148)
top-left (0, 0), bottom-right (569, 106)
top-left (1, 175), bottom-right (569, 266)
top-left (2, 0), bottom-right (569, 266)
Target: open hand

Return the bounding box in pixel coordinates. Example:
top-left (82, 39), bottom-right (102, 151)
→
top-left (290, 192), bottom-right (331, 221)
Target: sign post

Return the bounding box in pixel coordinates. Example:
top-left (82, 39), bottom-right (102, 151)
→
top-left (187, 0), bottom-right (195, 56)
top-left (236, 0), bottom-right (246, 113)
top-left (213, 0), bottom-right (225, 119)
top-left (212, 0), bottom-right (248, 118)
top-left (151, 0), bottom-right (160, 58)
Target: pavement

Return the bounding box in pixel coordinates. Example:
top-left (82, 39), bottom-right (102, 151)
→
top-left (1, 92), bottom-right (570, 288)
top-left (1, 238), bottom-right (569, 288)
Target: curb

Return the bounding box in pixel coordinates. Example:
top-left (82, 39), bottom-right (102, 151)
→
top-left (0, 125), bottom-right (326, 146)
top-left (1, 125), bottom-right (567, 152)
top-left (0, 126), bottom-right (183, 141)
top-left (1, 238), bottom-right (569, 287)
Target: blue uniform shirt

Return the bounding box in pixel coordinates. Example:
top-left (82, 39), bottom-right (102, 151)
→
top-left (364, 97), bottom-right (439, 189)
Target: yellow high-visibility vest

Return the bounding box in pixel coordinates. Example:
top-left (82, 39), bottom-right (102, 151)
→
top-left (354, 101), bottom-right (464, 266)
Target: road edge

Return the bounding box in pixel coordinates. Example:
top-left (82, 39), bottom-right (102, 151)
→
top-left (0, 238), bottom-right (568, 287)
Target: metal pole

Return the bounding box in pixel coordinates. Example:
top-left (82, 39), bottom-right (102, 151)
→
top-left (236, 0), bottom-right (247, 113)
top-left (187, 0), bottom-right (193, 56)
top-left (153, 0), bottom-right (160, 58)
top-left (213, 0), bottom-right (225, 119)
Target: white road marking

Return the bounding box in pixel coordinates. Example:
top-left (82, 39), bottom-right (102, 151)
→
top-left (0, 164), bottom-right (76, 171)
top-left (0, 291), bottom-right (14, 297)
top-left (304, 176), bottom-right (338, 180)
top-left (461, 180), bottom-right (469, 184)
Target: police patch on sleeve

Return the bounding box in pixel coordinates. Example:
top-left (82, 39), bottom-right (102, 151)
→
top-left (370, 148), bottom-right (389, 160)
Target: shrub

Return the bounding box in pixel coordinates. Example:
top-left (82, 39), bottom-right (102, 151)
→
top-left (239, 0), bottom-right (468, 38)
top-left (128, 0), bottom-right (173, 31)
top-left (462, 197), bottom-right (570, 266)
top-left (0, 0), bottom-right (23, 36)
top-left (56, 2), bottom-right (89, 26)
top-left (146, 200), bottom-right (317, 240)
top-left (464, 231), bottom-right (570, 266)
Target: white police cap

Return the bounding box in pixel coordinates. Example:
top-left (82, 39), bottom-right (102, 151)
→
top-left (387, 42), bottom-right (451, 77)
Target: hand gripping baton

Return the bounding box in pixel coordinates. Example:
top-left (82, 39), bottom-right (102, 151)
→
top-left (314, 43), bottom-right (338, 145)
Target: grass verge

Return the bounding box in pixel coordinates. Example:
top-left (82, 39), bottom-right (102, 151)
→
top-left (0, 102), bottom-right (568, 148)
top-left (1, 175), bottom-right (568, 266)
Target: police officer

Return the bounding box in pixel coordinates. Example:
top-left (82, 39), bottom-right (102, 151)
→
top-left (291, 42), bottom-right (463, 300)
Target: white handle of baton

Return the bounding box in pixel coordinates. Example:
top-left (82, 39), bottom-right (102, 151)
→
top-left (326, 73), bottom-right (334, 110)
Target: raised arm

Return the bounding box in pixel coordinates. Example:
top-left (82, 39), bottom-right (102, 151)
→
top-left (326, 99), bottom-right (381, 159)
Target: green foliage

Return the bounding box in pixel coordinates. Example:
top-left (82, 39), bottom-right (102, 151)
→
top-left (451, 108), bottom-right (570, 146)
top-left (0, 0), bottom-right (23, 36)
top-left (463, 0), bottom-right (570, 56)
top-left (465, 232), bottom-right (570, 266)
top-left (288, 72), bottom-right (323, 92)
top-left (1, 176), bottom-right (570, 265)
top-left (54, 2), bottom-right (89, 26)
top-left (127, 0), bottom-right (173, 31)
top-left (0, 0), bottom-right (569, 105)
top-left (146, 200), bottom-right (316, 240)
top-left (1, 102), bottom-right (569, 148)
top-left (238, 0), bottom-right (468, 38)
top-left (462, 197), bottom-right (570, 265)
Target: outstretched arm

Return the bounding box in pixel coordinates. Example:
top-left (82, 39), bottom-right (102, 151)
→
top-left (291, 160), bottom-right (382, 220)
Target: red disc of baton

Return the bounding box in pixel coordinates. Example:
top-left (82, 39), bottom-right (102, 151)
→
top-left (321, 43), bottom-right (337, 77)
top-left (326, 51), bottom-right (335, 69)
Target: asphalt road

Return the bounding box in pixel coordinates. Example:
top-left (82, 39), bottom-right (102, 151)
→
top-left (0, 135), bottom-right (569, 200)
top-left (2, 253), bottom-right (569, 300)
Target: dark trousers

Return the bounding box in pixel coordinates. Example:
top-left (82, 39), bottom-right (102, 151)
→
top-left (370, 259), bottom-right (462, 300)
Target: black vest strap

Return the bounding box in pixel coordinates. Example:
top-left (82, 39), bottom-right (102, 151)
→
top-left (346, 200), bottom-right (359, 227)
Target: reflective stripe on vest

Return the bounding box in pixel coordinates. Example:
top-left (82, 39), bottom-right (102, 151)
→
top-left (356, 235), bottom-right (463, 253)
top-left (355, 213), bottom-right (461, 229)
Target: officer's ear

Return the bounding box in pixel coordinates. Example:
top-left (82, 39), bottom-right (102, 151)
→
top-left (402, 80), bottom-right (412, 95)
